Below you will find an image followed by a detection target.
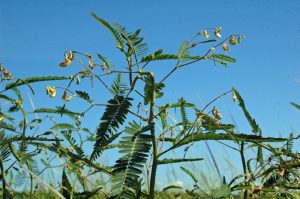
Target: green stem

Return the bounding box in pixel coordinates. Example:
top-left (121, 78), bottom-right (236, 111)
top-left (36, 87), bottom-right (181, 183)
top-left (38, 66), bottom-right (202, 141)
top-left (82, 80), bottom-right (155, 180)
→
top-left (128, 57), bottom-right (133, 85)
top-left (148, 73), bottom-right (158, 198)
top-left (240, 141), bottom-right (248, 199)
top-left (26, 161), bottom-right (34, 199)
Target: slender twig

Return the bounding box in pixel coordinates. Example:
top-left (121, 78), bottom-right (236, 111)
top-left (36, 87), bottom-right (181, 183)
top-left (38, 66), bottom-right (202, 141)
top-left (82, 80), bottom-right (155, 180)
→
top-left (201, 89), bottom-right (233, 112)
top-left (128, 110), bottom-right (148, 121)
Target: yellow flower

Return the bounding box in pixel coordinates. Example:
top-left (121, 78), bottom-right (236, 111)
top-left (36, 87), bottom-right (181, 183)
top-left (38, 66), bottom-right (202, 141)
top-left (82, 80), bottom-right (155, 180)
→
top-left (59, 59), bottom-right (71, 67)
top-left (222, 42), bottom-right (230, 51)
top-left (214, 27), bottom-right (222, 38)
top-left (0, 115), bottom-right (4, 122)
top-left (203, 30), bottom-right (209, 39)
top-left (229, 36), bottom-right (237, 45)
top-left (46, 86), bottom-right (56, 98)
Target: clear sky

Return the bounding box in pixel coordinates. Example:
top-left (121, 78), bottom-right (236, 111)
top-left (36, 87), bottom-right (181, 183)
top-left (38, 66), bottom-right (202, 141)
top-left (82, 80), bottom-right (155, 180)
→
top-left (1, 0), bottom-right (300, 189)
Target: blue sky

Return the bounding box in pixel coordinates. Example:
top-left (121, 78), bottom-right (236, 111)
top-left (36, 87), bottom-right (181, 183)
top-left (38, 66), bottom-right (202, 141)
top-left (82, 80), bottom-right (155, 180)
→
top-left (1, 0), bottom-right (300, 189)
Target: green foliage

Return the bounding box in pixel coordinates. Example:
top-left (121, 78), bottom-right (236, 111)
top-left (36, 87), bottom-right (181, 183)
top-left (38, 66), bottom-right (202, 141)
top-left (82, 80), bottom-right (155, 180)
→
top-left (233, 88), bottom-right (261, 135)
top-left (61, 130), bottom-right (85, 157)
top-left (91, 96), bottom-right (132, 160)
top-left (158, 158), bottom-right (203, 165)
top-left (290, 102), bottom-right (300, 110)
top-left (76, 90), bottom-right (93, 104)
top-left (114, 24), bottom-right (148, 59)
top-left (141, 53), bottom-right (203, 63)
top-left (61, 169), bottom-right (73, 198)
top-left (0, 133), bottom-right (11, 163)
top-left (180, 166), bottom-right (198, 184)
top-left (91, 13), bottom-right (125, 52)
top-left (97, 53), bottom-right (114, 69)
top-left (50, 123), bottom-right (74, 131)
top-left (111, 122), bottom-right (152, 198)
top-left (161, 185), bottom-right (182, 192)
top-left (211, 54), bottom-right (236, 63)
top-left (110, 73), bottom-right (127, 96)
top-left (179, 98), bottom-right (190, 131)
top-left (0, 121), bottom-right (16, 132)
top-left (172, 132), bottom-right (287, 149)
top-left (4, 76), bottom-right (70, 93)
top-left (34, 107), bottom-right (82, 118)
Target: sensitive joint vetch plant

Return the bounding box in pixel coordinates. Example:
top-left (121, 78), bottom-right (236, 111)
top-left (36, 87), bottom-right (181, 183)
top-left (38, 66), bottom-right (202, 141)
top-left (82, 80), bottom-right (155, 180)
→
top-left (0, 13), bottom-right (299, 199)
